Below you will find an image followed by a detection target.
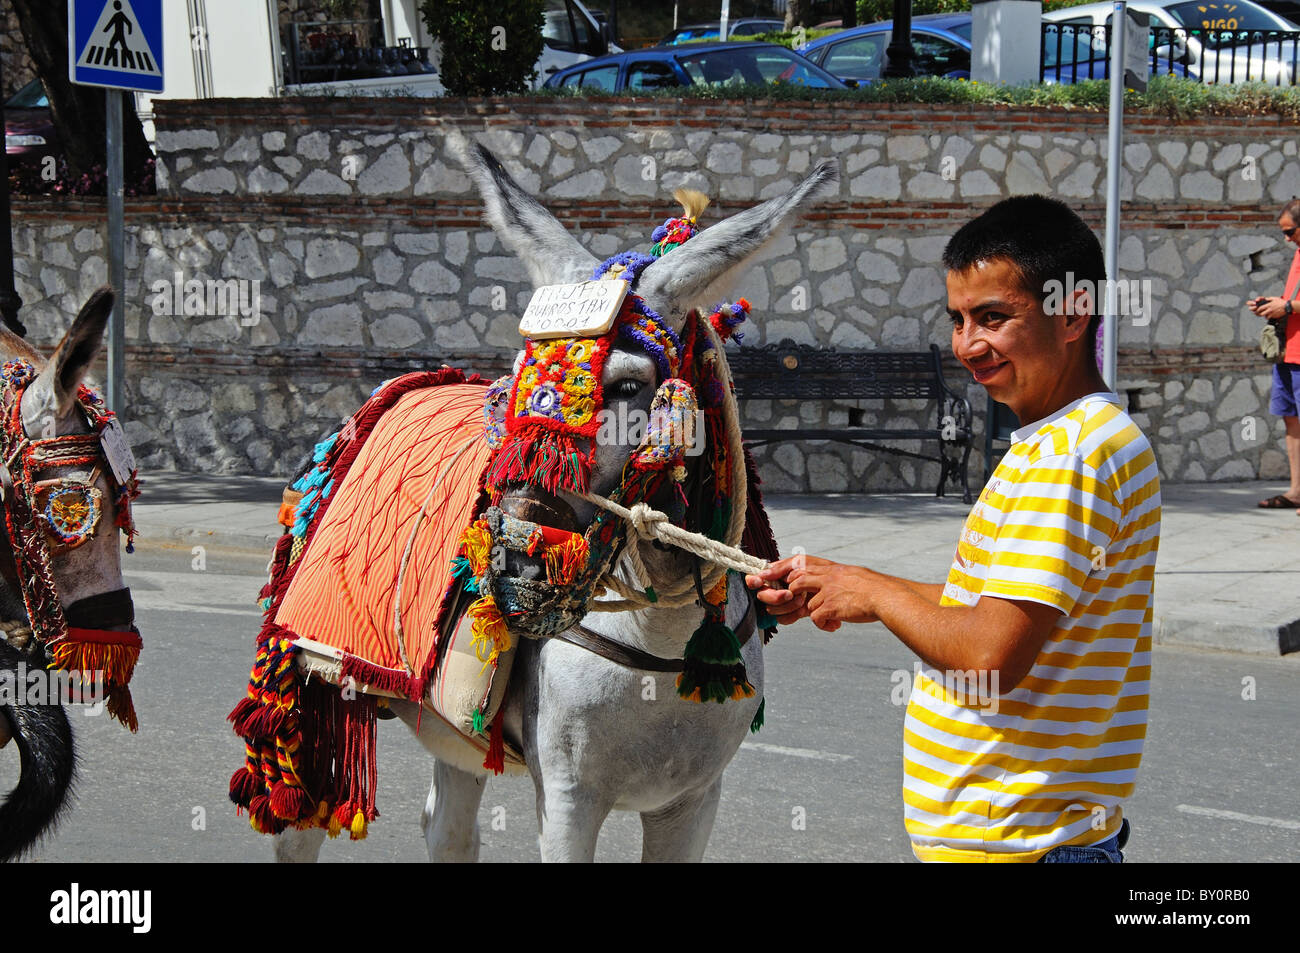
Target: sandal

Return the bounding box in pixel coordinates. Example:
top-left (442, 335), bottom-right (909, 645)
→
top-left (1257, 494), bottom-right (1300, 508)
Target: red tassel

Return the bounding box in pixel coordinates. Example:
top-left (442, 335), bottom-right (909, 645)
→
top-left (484, 707), bottom-right (505, 775)
top-left (227, 696), bottom-right (257, 731)
top-left (270, 780), bottom-right (309, 821)
top-left (229, 765), bottom-right (261, 805)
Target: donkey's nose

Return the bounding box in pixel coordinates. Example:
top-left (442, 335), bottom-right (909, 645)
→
top-left (498, 486), bottom-right (578, 534)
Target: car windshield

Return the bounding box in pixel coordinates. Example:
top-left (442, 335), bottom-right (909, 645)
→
top-left (676, 46), bottom-right (840, 87)
top-left (1164, 0), bottom-right (1292, 43)
top-left (5, 80), bottom-right (47, 109)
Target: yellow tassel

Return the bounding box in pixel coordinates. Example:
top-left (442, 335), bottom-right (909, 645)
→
top-left (327, 812), bottom-right (343, 839)
top-left (467, 595), bottom-right (512, 672)
top-left (674, 187), bottom-right (710, 223)
top-left (461, 520), bottom-right (493, 577)
top-left (544, 534), bottom-right (588, 586)
top-left (350, 810), bottom-right (368, 840)
top-left (705, 575), bottom-right (728, 605)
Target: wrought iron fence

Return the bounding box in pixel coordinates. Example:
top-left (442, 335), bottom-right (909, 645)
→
top-left (1040, 22), bottom-right (1300, 85)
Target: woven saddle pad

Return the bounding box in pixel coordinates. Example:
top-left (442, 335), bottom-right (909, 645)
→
top-left (275, 380), bottom-right (523, 766)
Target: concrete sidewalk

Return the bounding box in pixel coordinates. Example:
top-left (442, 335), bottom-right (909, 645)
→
top-left (128, 471), bottom-right (1300, 656)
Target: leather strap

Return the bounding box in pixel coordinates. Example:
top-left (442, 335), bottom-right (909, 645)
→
top-left (65, 587), bottom-right (135, 629)
top-left (557, 594), bottom-right (757, 673)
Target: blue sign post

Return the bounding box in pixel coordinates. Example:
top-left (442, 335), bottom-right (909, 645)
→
top-left (69, 0), bottom-right (164, 93)
top-left (68, 0), bottom-right (163, 415)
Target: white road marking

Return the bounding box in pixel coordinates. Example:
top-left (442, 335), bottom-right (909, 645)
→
top-left (1176, 804), bottom-right (1300, 831)
top-left (740, 741), bottom-right (854, 763)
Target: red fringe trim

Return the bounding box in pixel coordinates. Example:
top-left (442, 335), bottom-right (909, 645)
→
top-left (339, 655), bottom-right (420, 699)
top-left (484, 707), bottom-right (505, 776)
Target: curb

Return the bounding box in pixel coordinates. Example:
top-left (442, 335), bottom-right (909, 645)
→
top-left (1155, 615), bottom-right (1300, 657)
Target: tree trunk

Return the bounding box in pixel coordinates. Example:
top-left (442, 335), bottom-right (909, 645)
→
top-left (842, 0), bottom-right (859, 28)
top-left (10, 0), bottom-right (152, 183)
top-left (785, 0), bottom-right (809, 30)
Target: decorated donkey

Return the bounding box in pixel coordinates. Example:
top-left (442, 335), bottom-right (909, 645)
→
top-left (0, 287), bottom-right (144, 861)
top-left (231, 144), bottom-right (839, 862)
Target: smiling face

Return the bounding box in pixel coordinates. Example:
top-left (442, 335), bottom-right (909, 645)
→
top-left (947, 257), bottom-right (1096, 424)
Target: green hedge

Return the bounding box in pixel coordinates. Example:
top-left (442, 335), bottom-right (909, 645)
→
top-left (536, 74), bottom-right (1300, 120)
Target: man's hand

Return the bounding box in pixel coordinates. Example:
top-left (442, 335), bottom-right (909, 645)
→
top-left (746, 554), bottom-right (877, 630)
top-left (1251, 296), bottom-right (1290, 320)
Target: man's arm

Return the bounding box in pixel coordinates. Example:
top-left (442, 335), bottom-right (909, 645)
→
top-left (749, 557), bottom-right (1061, 687)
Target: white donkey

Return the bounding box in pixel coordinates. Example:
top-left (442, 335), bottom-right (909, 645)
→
top-left (276, 145), bottom-right (839, 863)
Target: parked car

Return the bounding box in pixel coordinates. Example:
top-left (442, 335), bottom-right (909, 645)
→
top-left (542, 41), bottom-right (849, 91)
top-left (798, 14), bottom-right (975, 82)
top-left (659, 19), bottom-right (786, 45)
top-left (3, 79), bottom-right (59, 168)
top-left (799, 12), bottom-right (1192, 83)
top-left (1043, 0), bottom-right (1299, 85)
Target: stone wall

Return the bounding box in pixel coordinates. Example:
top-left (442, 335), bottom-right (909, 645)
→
top-left (9, 96), bottom-right (1297, 490)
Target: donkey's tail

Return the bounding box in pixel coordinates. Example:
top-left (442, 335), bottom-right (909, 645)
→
top-left (0, 641), bottom-right (76, 862)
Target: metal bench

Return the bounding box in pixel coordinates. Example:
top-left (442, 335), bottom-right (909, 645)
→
top-left (726, 341), bottom-right (975, 504)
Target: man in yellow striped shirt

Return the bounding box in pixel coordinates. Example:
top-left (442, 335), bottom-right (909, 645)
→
top-left (747, 196), bottom-right (1161, 862)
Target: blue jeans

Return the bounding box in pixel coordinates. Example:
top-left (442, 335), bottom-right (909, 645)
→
top-left (1037, 818), bottom-right (1130, 864)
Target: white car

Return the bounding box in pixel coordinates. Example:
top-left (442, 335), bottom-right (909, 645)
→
top-left (1043, 0), bottom-right (1300, 85)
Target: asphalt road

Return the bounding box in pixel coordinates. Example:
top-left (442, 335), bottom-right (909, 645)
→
top-left (8, 540), bottom-right (1297, 863)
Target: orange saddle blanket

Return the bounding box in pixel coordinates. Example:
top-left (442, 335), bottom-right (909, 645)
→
top-left (276, 379), bottom-right (491, 699)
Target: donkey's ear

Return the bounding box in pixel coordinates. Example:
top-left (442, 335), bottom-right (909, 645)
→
top-left (455, 139), bottom-right (598, 287)
top-left (44, 286), bottom-right (112, 417)
top-left (636, 159), bottom-right (840, 329)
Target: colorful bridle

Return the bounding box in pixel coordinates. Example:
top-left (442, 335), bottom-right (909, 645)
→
top-left (454, 229), bottom-right (761, 720)
top-left (0, 360), bottom-right (142, 730)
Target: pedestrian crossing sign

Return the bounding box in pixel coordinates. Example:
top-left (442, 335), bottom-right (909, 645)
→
top-left (69, 0), bottom-right (164, 93)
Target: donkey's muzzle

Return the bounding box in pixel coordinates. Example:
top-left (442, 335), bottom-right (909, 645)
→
top-left (498, 486), bottom-right (578, 536)
top-left (65, 587), bottom-right (135, 630)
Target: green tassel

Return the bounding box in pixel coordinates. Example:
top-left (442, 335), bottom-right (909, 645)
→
top-left (676, 617), bottom-right (754, 704)
top-left (756, 610), bottom-right (779, 630)
top-left (749, 697), bottom-right (765, 733)
top-left (472, 709), bottom-right (485, 734)
top-left (644, 585), bottom-right (657, 603)
top-left (707, 499), bottom-right (730, 541)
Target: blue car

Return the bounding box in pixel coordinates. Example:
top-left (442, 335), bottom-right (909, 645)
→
top-left (542, 41), bottom-right (848, 92)
top-left (799, 13), bottom-right (1192, 84)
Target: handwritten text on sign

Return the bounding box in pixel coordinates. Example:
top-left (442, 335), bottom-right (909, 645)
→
top-left (519, 280), bottom-right (629, 339)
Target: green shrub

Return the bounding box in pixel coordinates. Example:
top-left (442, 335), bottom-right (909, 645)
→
top-left (420, 0), bottom-right (545, 95)
top-left (535, 74), bottom-right (1300, 120)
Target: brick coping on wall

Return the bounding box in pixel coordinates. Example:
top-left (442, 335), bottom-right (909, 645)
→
top-left (9, 195), bottom-right (1281, 232)
top-left (151, 95), bottom-right (1297, 140)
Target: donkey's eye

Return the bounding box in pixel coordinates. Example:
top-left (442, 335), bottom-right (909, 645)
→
top-left (607, 379), bottom-right (645, 399)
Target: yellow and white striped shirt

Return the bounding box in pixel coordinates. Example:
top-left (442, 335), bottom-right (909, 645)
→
top-left (904, 392), bottom-right (1160, 862)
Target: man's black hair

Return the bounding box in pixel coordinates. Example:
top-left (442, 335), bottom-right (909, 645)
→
top-left (942, 195), bottom-right (1105, 362)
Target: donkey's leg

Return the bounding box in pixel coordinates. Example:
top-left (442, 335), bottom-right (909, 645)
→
top-left (273, 826), bottom-right (326, 863)
top-left (420, 759), bottom-right (487, 862)
top-left (533, 777), bottom-right (613, 863)
top-left (638, 778), bottom-right (723, 863)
